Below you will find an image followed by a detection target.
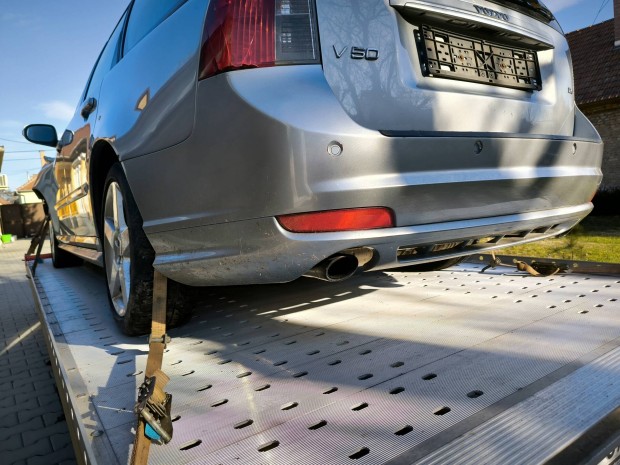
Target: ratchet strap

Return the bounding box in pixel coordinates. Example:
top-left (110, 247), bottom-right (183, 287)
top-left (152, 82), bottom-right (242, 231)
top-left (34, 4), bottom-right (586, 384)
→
top-left (481, 252), bottom-right (565, 277)
top-left (130, 271), bottom-right (173, 465)
top-left (515, 260), bottom-right (562, 277)
top-left (26, 215), bottom-right (50, 277)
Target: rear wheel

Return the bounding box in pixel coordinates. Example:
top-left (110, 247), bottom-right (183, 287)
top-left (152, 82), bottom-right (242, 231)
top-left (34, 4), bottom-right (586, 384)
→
top-left (101, 163), bottom-right (190, 335)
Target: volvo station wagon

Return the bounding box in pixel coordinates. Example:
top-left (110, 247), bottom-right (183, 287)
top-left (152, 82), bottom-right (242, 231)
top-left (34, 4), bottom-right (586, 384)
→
top-left (25, 0), bottom-right (603, 334)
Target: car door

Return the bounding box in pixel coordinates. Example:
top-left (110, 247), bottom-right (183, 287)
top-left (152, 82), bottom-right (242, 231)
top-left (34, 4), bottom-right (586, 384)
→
top-left (55, 11), bottom-right (128, 248)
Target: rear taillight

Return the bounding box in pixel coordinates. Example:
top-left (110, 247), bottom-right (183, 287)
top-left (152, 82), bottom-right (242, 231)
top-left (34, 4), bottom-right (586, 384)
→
top-left (199, 0), bottom-right (320, 80)
top-left (277, 208), bottom-right (395, 233)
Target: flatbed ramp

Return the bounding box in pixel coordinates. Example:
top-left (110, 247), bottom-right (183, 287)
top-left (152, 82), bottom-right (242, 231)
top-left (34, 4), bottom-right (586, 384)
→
top-left (29, 259), bottom-right (620, 465)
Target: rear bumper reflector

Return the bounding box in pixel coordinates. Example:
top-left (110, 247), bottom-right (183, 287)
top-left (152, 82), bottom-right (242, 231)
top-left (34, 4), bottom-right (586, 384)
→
top-left (277, 208), bottom-right (395, 233)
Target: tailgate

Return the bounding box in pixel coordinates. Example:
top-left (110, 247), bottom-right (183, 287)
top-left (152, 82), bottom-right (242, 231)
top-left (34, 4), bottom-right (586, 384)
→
top-left (315, 0), bottom-right (575, 136)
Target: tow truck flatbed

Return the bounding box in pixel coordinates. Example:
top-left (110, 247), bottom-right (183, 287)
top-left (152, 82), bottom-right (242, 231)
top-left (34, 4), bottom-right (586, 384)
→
top-left (28, 258), bottom-right (620, 465)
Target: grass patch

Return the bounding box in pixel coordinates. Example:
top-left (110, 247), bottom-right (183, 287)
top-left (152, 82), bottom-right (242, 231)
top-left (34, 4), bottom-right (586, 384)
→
top-left (501, 216), bottom-right (620, 263)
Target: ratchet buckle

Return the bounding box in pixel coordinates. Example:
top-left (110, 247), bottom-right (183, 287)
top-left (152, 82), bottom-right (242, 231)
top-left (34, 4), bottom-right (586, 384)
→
top-left (135, 370), bottom-right (173, 445)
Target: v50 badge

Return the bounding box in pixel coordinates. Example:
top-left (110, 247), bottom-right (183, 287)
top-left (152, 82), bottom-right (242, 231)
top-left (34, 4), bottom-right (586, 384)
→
top-left (333, 45), bottom-right (379, 61)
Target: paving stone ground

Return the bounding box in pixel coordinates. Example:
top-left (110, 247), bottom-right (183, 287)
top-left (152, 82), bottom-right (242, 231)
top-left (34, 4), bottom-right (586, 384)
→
top-left (0, 238), bottom-right (76, 465)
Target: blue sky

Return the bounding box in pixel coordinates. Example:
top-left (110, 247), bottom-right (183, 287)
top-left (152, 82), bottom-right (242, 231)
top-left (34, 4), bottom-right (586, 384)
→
top-left (0, 0), bottom-right (129, 189)
top-left (0, 0), bottom-right (614, 189)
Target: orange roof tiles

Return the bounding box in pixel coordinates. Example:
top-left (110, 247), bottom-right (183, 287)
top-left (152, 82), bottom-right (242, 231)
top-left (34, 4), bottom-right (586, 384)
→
top-left (15, 176), bottom-right (37, 193)
top-left (566, 19), bottom-right (620, 106)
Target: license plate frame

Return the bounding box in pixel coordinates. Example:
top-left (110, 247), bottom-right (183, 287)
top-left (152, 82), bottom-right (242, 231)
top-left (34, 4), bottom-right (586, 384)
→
top-left (415, 25), bottom-right (542, 91)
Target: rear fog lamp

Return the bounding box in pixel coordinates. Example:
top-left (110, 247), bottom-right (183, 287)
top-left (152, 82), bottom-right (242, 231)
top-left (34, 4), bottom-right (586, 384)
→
top-left (276, 208), bottom-right (395, 233)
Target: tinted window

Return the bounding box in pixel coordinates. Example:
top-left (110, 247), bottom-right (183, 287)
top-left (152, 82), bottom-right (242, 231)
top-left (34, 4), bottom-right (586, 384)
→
top-left (124, 0), bottom-right (187, 54)
top-left (488, 0), bottom-right (554, 22)
top-left (84, 11), bottom-right (127, 99)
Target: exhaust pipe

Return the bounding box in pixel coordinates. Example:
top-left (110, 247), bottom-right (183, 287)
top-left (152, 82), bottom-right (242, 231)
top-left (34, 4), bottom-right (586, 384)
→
top-left (304, 254), bottom-right (359, 283)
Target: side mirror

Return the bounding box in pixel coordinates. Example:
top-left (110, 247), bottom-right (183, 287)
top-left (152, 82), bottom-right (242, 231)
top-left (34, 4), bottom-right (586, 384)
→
top-left (23, 124), bottom-right (58, 147)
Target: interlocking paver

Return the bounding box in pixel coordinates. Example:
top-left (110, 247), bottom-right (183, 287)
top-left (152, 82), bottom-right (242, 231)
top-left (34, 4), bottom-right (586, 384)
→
top-left (0, 411), bottom-right (19, 428)
top-left (13, 373), bottom-right (55, 392)
top-left (42, 410), bottom-right (65, 428)
top-left (0, 239), bottom-right (76, 465)
top-left (23, 421), bottom-right (73, 447)
top-left (26, 445), bottom-right (76, 465)
top-left (17, 403), bottom-right (65, 424)
top-left (49, 431), bottom-right (74, 454)
top-left (1, 432), bottom-right (24, 451)
top-left (0, 416), bottom-right (44, 441)
top-left (4, 436), bottom-right (53, 462)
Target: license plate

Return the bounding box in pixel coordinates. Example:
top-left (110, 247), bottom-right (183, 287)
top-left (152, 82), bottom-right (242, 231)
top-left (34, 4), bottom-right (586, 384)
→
top-left (415, 25), bottom-right (541, 91)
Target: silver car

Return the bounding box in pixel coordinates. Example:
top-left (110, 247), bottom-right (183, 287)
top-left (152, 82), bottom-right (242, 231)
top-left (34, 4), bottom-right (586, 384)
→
top-left (24, 0), bottom-right (603, 334)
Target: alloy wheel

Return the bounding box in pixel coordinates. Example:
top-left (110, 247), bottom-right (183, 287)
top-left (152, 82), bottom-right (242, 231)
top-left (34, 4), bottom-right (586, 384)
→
top-left (103, 182), bottom-right (131, 317)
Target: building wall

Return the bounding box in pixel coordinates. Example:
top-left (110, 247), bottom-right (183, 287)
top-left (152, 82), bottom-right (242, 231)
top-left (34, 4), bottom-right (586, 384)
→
top-left (16, 191), bottom-right (42, 205)
top-left (583, 106), bottom-right (620, 190)
top-left (0, 203), bottom-right (45, 237)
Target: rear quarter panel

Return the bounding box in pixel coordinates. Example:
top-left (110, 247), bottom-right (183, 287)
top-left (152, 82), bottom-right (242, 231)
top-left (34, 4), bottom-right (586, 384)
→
top-left (94, 0), bottom-right (206, 161)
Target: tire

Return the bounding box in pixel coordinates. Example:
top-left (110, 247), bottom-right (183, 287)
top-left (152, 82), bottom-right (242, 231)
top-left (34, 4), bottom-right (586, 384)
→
top-left (398, 256), bottom-right (468, 272)
top-left (101, 163), bottom-right (190, 336)
top-left (49, 224), bottom-right (83, 268)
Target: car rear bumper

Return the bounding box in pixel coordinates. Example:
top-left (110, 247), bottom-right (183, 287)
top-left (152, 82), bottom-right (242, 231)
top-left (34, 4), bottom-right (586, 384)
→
top-left (121, 66), bottom-right (603, 286)
top-left (150, 203), bottom-right (591, 286)
top-left (125, 66), bottom-right (602, 235)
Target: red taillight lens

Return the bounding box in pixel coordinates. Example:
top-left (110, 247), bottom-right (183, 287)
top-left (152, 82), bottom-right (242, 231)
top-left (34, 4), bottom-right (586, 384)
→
top-left (199, 0), bottom-right (320, 80)
top-left (277, 208), bottom-right (395, 233)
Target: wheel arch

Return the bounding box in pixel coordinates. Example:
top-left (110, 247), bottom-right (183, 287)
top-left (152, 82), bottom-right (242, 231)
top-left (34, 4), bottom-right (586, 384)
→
top-left (89, 140), bottom-right (120, 239)
top-left (32, 189), bottom-right (48, 214)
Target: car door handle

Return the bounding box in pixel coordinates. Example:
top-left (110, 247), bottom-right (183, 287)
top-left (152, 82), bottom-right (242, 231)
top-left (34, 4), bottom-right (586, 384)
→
top-left (81, 97), bottom-right (97, 118)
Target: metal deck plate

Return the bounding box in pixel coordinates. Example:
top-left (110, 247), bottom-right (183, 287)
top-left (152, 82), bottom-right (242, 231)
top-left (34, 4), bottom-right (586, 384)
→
top-left (32, 260), bottom-right (620, 464)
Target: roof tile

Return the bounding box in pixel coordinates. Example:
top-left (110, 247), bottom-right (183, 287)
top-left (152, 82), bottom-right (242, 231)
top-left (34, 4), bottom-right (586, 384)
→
top-left (15, 176), bottom-right (37, 193)
top-left (566, 19), bottom-right (620, 106)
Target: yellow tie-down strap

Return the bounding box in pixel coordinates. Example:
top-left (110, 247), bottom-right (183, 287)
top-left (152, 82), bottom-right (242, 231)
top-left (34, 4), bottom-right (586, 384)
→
top-left (131, 271), bottom-right (173, 465)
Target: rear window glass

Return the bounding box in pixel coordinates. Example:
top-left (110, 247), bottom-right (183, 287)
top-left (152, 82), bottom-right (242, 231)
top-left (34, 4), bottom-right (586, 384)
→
top-left (124, 0), bottom-right (187, 54)
top-left (487, 0), bottom-right (554, 22)
top-left (83, 11), bottom-right (127, 99)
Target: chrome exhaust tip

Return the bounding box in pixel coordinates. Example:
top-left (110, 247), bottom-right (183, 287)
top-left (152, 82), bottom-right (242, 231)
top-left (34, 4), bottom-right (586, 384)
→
top-left (304, 254), bottom-right (359, 283)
